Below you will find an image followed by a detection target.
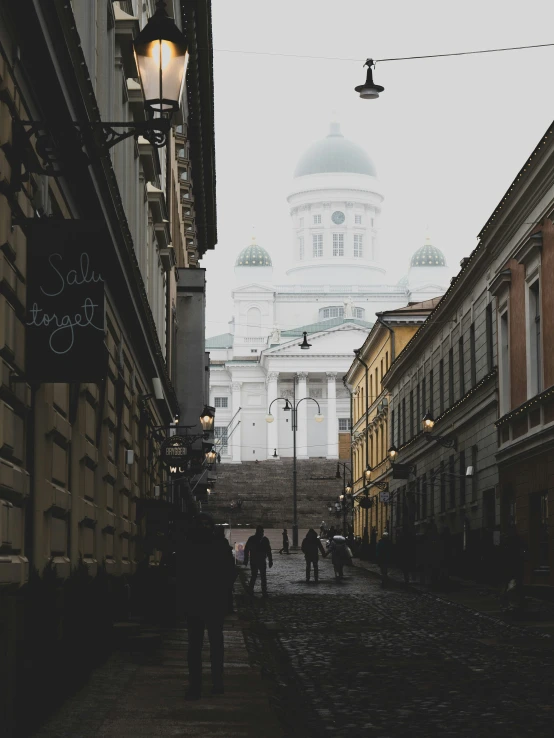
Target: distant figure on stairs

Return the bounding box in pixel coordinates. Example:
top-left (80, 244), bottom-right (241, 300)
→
top-left (244, 526), bottom-right (273, 597)
top-left (279, 528), bottom-right (290, 554)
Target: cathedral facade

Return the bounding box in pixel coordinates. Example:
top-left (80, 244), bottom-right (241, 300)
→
top-left (207, 124), bottom-right (451, 463)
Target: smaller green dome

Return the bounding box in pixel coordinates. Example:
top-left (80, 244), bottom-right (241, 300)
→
top-left (410, 239), bottom-right (446, 267)
top-left (235, 240), bottom-right (272, 267)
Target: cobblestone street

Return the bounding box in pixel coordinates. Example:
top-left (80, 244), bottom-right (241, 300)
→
top-left (238, 550), bottom-right (554, 738)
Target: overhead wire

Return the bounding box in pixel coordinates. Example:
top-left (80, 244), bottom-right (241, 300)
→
top-left (211, 41), bottom-right (554, 65)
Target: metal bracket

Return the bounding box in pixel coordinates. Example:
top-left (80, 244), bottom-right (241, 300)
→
top-left (424, 433), bottom-right (457, 450)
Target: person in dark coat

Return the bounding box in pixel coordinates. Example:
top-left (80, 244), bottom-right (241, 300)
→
top-left (301, 528), bottom-right (327, 582)
top-left (398, 527), bottom-right (416, 584)
top-left (244, 525), bottom-right (273, 596)
top-left (376, 531), bottom-right (392, 588)
top-left (279, 528), bottom-right (290, 555)
top-left (178, 513), bottom-right (237, 700)
top-left (502, 524), bottom-right (527, 608)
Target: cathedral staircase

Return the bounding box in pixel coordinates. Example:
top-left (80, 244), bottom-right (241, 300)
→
top-left (205, 458), bottom-right (344, 529)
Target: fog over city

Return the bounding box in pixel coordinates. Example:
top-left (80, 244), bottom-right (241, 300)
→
top-left (203, 0), bottom-right (554, 336)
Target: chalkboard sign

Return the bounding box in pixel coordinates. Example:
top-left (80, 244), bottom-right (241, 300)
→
top-left (25, 221), bottom-right (107, 381)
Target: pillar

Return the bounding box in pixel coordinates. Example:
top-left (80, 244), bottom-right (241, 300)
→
top-left (266, 371), bottom-right (279, 459)
top-left (231, 381), bottom-right (242, 464)
top-left (296, 372), bottom-right (308, 459)
top-left (326, 372), bottom-right (338, 459)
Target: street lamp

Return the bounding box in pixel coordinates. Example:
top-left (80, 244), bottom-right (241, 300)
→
top-left (388, 445), bottom-right (398, 462)
top-left (354, 59), bottom-right (385, 99)
top-left (421, 410), bottom-right (457, 449)
top-left (266, 375), bottom-right (324, 547)
top-left (204, 447), bottom-right (217, 464)
top-left (133, 0), bottom-right (189, 114)
top-left (364, 464), bottom-right (372, 484)
top-left (199, 405), bottom-right (215, 432)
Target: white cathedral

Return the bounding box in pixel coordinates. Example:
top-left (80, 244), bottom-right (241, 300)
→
top-left (207, 123), bottom-right (451, 463)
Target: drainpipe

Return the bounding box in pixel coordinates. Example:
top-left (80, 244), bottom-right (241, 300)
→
top-left (377, 316), bottom-right (395, 362)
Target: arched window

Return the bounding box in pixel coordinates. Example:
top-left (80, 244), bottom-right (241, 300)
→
top-left (247, 307), bottom-right (262, 337)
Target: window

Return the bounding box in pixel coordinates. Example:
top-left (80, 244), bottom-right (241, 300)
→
top-left (321, 306), bottom-right (344, 319)
top-left (299, 237), bottom-right (304, 260)
top-left (486, 303), bottom-right (494, 371)
top-left (339, 418), bottom-right (351, 431)
top-left (449, 348), bottom-right (454, 407)
top-left (250, 349), bottom-right (258, 353)
top-left (416, 383), bottom-right (420, 426)
top-left (440, 462), bottom-right (446, 513)
top-left (499, 310), bottom-right (510, 413)
top-left (247, 307), bottom-right (262, 337)
top-left (333, 233), bottom-right (344, 256)
top-left (391, 409), bottom-right (395, 449)
top-left (312, 234), bottom-right (323, 257)
top-left (471, 445), bottom-right (478, 501)
top-left (459, 450), bottom-right (466, 505)
top-left (529, 280), bottom-right (542, 395)
top-left (402, 398), bottom-right (406, 444)
top-left (353, 307), bottom-right (365, 319)
top-left (422, 376), bottom-right (426, 415)
top-left (355, 214), bottom-right (362, 224)
top-left (214, 397), bottom-right (228, 408)
top-left (470, 323), bottom-right (477, 386)
top-left (179, 169), bottom-right (188, 181)
top-left (299, 217), bottom-right (304, 228)
top-left (449, 455), bottom-right (456, 508)
top-left (415, 478), bottom-right (421, 521)
top-left (313, 214), bottom-right (321, 224)
top-left (409, 390), bottom-right (414, 438)
top-left (429, 369), bottom-right (434, 415)
top-left (353, 234), bottom-right (363, 257)
top-left (386, 352), bottom-right (389, 371)
top-left (439, 359), bottom-right (444, 414)
top-left (177, 147), bottom-right (186, 159)
top-left (215, 427), bottom-right (228, 454)
top-left (458, 336), bottom-right (465, 397)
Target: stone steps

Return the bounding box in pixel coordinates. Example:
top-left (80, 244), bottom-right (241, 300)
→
top-left (206, 458), bottom-right (345, 528)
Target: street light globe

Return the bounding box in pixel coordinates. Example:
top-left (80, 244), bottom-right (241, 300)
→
top-left (133, 0), bottom-right (189, 113)
top-left (422, 411), bottom-right (435, 433)
top-left (314, 413), bottom-right (324, 423)
top-left (265, 413), bottom-right (274, 423)
top-left (388, 445), bottom-right (398, 461)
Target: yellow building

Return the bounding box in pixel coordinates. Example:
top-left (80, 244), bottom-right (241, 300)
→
top-left (345, 301), bottom-right (440, 542)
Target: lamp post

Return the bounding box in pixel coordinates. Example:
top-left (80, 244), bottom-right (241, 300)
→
top-left (10, 0), bottom-right (187, 188)
top-left (266, 375), bottom-right (324, 547)
top-left (422, 410), bottom-right (457, 449)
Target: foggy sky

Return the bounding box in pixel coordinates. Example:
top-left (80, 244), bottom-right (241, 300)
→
top-left (202, 0), bottom-right (554, 337)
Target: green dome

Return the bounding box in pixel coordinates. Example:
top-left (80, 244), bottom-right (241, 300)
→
top-left (235, 242), bottom-right (272, 267)
top-left (294, 122), bottom-right (377, 178)
top-left (410, 240), bottom-right (446, 267)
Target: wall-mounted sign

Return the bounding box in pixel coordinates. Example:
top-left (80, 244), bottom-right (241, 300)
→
top-left (160, 435), bottom-right (189, 465)
top-left (25, 221), bottom-right (107, 381)
top-left (380, 490), bottom-right (390, 504)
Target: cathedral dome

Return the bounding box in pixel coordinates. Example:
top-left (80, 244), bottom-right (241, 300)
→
top-left (294, 122), bottom-right (377, 178)
top-left (235, 241), bottom-right (272, 267)
top-left (410, 239), bottom-right (447, 267)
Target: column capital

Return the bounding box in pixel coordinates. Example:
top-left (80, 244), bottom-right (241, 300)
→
top-left (326, 372), bottom-right (338, 380)
top-left (296, 372), bottom-right (308, 380)
top-left (231, 381), bottom-right (242, 391)
top-left (266, 371), bottom-right (279, 382)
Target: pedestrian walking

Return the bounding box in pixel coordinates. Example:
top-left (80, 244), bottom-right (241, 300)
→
top-left (375, 531), bottom-right (392, 588)
top-left (279, 527), bottom-right (290, 554)
top-left (398, 527), bottom-right (416, 584)
top-left (178, 513), bottom-right (237, 700)
top-left (501, 524), bottom-right (527, 611)
top-left (301, 528), bottom-right (327, 582)
top-left (244, 525), bottom-right (273, 597)
top-left (329, 535), bottom-right (351, 579)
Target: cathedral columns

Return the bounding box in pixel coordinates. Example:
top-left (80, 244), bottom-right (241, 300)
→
top-left (296, 372), bottom-right (309, 459)
top-left (231, 381), bottom-right (242, 464)
top-left (326, 372), bottom-right (338, 459)
top-left (266, 372), bottom-right (279, 459)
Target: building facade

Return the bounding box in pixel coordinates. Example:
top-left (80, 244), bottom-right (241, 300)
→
top-left (208, 124), bottom-right (452, 464)
top-left (0, 0), bottom-right (217, 585)
top-left (483, 121), bottom-right (554, 589)
top-left (345, 300), bottom-right (440, 541)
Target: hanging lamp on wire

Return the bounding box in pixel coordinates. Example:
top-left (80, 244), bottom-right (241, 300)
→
top-left (355, 59), bottom-right (384, 99)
